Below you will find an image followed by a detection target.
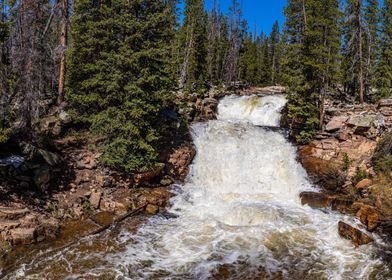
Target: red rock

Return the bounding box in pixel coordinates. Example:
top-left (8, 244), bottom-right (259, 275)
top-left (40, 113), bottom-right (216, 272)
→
top-left (145, 204), bottom-right (159, 215)
top-left (357, 205), bottom-right (380, 231)
top-left (338, 221), bottom-right (374, 246)
top-left (0, 220), bottom-right (20, 231)
top-left (167, 144), bottom-right (196, 180)
top-left (355, 178), bottom-right (372, 190)
top-left (10, 227), bottom-right (36, 245)
top-left (325, 116), bottom-right (348, 132)
top-left (134, 165), bottom-right (164, 186)
top-left (0, 207), bottom-right (29, 220)
top-left (300, 192), bottom-right (332, 208)
top-left (89, 190), bottom-right (102, 209)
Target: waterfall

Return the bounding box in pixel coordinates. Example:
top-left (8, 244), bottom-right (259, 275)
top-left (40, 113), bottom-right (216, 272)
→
top-left (9, 95), bottom-right (390, 280)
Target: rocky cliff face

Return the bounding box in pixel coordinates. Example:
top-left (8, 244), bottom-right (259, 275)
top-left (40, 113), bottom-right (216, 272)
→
top-left (298, 98), bottom-right (392, 240)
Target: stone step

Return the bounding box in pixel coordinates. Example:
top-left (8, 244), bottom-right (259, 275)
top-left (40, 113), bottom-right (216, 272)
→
top-left (0, 219), bottom-right (21, 231)
top-left (0, 207), bottom-right (29, 220)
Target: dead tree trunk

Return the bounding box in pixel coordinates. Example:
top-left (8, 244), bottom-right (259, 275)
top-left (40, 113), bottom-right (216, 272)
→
top-left (358, 0), bottom-right (364, 104)
top-left (58, 0), bottom-right (68, 104)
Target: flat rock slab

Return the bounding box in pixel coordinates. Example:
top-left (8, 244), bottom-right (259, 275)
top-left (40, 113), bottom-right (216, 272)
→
top-left (338, 221), bottom-right (373, 246)
top-left (9, 227), bottom-right (36, 245)
top-left (0, 207), bottom-right (29, 220)
top-left (325, 116), bottom-right (348, 132)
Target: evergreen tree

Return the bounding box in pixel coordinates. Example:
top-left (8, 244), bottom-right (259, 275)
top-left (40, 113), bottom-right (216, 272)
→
top-left (270, 20), bottom-right (281, 85)
top-left (224, 0), bottom-right (243, 86)
top-left (283, 0), bottom-right (341, 143)
top-left (375, 0), bottom-right (392, 98)
top-left (67, 0), bottom-right (176, 172)
top-left (260, 34), bottom-right (271, 84)
top-left (363, 0), bottom-right (380, 96)
top-left (342, 0), bottom-right (366, 102)
top-left (239, 32), bottom-right (260, 85)
top-left (178, 0), bottom-right (208, 93)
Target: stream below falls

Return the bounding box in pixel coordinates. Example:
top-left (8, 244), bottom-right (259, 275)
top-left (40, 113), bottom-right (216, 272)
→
top-left (5, 95), bottom-right (392, 279)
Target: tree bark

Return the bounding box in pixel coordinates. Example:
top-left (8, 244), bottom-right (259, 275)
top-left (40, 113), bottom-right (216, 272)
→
top-left (358, 0), bottom-right (364, 104)
top-left (58, 0), bottom-right (68, 104)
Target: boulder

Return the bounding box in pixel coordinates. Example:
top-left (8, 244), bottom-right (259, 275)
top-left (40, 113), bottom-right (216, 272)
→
top-left (134, 165), bottom-right (164, 186)
top-left (338, 221), bottom-right (374, 246)
top-left (39, 116), bottom-right (62, 136)
top-left (10, 227), bottom-right (36, 245)
top-left (0, 207), bottom-right (29, 220)
top-left (347, 115), bottom-right (377, 135)
top-left (355, 178), bottom-right (372, 191)
top-left (0, 220), bottom-right (20, 230)
top-left (357, 205), bottom-right (380, 231)
top-left (325, 116), bottom-right (348, 132)
top-left (331, 197), bottom-right (355, 214)
top-left (378, 99), bottom-right (392, 108)
top-left (89, 190), bottom-right (102, 209)
top-left (38, 149), bottom-right (61, 166)
top-left (59, 110), bottom-right (72, 124)
top-left (300, 192), bottom-right (331, 208)
top-left (167, 144), bottom-right (196, 180)
top-left (33, 165), bottom-right (51, 190)
top-left (145, 204), bottom-right (159, 215)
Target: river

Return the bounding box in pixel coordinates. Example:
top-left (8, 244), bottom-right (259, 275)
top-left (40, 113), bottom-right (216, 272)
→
top-left (6, 95), bottom-right (391, 279)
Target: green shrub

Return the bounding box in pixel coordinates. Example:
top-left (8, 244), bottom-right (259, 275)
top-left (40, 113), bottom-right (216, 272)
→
top-left (342, 153), bottom-right (351, 172)
top-left (353, 167), bottom-right (368, 184)
top-left (0, 127), bottom-right (12, 144)
top-left (372, 132), bottom-right (392, 178)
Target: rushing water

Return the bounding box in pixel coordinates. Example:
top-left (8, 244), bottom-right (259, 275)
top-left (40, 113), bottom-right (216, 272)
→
top-left (6, 95), bottom-right (392, 279)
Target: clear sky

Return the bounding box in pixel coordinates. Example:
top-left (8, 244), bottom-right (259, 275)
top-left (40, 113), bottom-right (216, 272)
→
top-left (179, 0), bottom-right (287, 35)
top-left (206, 0), bottom-right (287, 35)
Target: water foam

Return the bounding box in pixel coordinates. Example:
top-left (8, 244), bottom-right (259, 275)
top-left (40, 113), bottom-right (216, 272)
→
top-left (8, 95), bottom-right (391, 280)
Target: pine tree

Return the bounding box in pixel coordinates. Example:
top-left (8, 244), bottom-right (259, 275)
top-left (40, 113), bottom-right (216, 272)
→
top-left (239, 32), bottom-right (260, 85)
top-left (363, 0), bottom-right (379, 97)
top-left (270, 20), bottom-right (281, 85)
top-left (342, 0), bottom-right (366, 103)
top-left (224, 0), bottom-right (243, 86)
top-left (67, 0), bottom-right (176, 172)
top-left (260, 34), bottom-right (271, 85)
top-left (179, 0), bottom-right (208, 93)
top-left (282, 0), bottom-right (341, 143)
top-left (375, 0), bottom-right (392, 98)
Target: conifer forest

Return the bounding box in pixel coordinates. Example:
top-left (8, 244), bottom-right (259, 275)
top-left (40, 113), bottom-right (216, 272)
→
top-left (0, 1), bottom-right (392, 279)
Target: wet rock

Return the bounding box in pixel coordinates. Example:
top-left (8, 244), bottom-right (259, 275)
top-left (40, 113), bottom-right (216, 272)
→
top-left (325, 116), bottom-right (348, 132)
top-left (331, 197), bottom-right (355, 214)
top-left (145, 204), bottom-right (159, 215)
top-left (167, 144), bottom-right (196, 180)
top-left (89, 190), bottom-right (102, 209)
top-left (338, 221), bottom-right (374, 246)
top-left (134, 165), bottom-right (164, 186)
top-left (10, 227), bottom-right (36, 245)
top-left (355, 178), bottom-right (372, 191)
top-left (357, 205), bottom-right (380, 231)
top-left (300, 192), bottom-right (331, 208)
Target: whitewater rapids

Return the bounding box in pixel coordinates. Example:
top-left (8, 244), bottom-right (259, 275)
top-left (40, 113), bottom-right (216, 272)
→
top-left (8, 95), bottom-right (391, 279)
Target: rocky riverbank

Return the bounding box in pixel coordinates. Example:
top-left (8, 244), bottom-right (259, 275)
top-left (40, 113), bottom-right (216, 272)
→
top-left (298, 98), bottom-right (392, 245)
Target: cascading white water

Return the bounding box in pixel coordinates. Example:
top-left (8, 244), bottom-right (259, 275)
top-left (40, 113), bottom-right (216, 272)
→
top-left (8, 95), bottom-right (391, 280)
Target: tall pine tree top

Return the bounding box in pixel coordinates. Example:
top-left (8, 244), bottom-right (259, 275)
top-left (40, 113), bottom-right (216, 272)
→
top-left (66, 0), bottom-right (176, 172)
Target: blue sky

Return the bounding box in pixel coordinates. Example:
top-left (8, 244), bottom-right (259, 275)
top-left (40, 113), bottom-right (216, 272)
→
top-left (179, 0), bottom-right (287, 35)
top-left (206, 0), bottom-right (287, 34)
